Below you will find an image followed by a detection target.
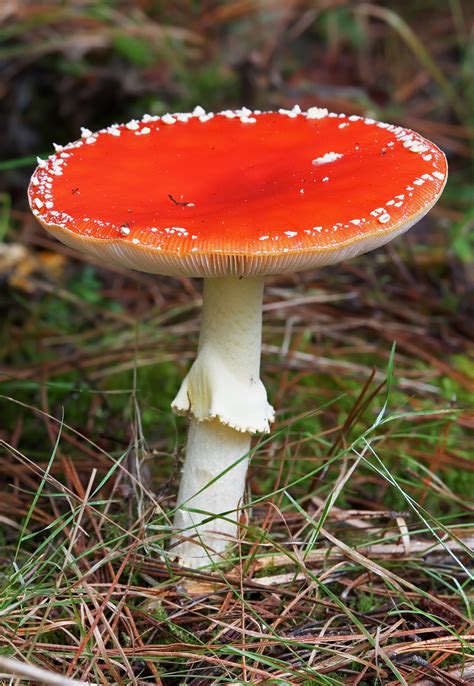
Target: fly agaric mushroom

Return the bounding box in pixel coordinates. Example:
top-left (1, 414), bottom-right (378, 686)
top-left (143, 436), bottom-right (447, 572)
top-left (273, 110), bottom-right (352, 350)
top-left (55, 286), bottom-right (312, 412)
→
top-left (28, 106), bottom-right (447, 568)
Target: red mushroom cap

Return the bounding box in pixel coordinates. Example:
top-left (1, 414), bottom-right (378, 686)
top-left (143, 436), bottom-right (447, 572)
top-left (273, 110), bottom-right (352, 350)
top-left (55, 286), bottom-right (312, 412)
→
top-left (29, 106), bottom-right (447, 277)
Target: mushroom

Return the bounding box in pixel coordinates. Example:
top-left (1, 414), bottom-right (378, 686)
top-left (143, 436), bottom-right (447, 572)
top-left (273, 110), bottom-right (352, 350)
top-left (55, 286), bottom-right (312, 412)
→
top-left (28, 106), bottom-right (447, 568)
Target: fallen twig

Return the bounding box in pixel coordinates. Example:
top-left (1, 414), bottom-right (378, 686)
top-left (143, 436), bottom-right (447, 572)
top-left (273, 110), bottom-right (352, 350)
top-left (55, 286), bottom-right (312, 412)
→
top-left (0, 656), bottom-right (97, 686)
top-left (254, 533), bottom-right (474, 572)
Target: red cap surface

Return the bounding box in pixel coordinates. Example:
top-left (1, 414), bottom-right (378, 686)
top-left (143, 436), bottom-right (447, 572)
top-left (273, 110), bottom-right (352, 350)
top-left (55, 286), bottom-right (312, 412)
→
top-left (29, 106), bottom-right (447, 277)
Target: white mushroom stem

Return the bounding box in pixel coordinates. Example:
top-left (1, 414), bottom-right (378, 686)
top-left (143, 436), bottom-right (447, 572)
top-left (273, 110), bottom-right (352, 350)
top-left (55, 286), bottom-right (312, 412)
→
top-left (172, 276), bottom-right (273, 432)
top-left (171, 276), bottom-right (274, 568)
top-left (172, 419), bottom-right (251, 568)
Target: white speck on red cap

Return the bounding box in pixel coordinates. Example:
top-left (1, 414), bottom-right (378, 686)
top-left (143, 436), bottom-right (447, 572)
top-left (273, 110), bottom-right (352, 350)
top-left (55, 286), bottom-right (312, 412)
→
top-left (306, 107), bottom-right (328, 119)
top-left (312, 152), bottom-right (343, 166)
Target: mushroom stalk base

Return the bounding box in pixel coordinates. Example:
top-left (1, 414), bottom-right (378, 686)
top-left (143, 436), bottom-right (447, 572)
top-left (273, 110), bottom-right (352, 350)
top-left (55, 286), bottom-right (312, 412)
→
top-left (172, 418), bottom-right (250, 568)
top-left (171, 276), bottom-right (273, 568)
